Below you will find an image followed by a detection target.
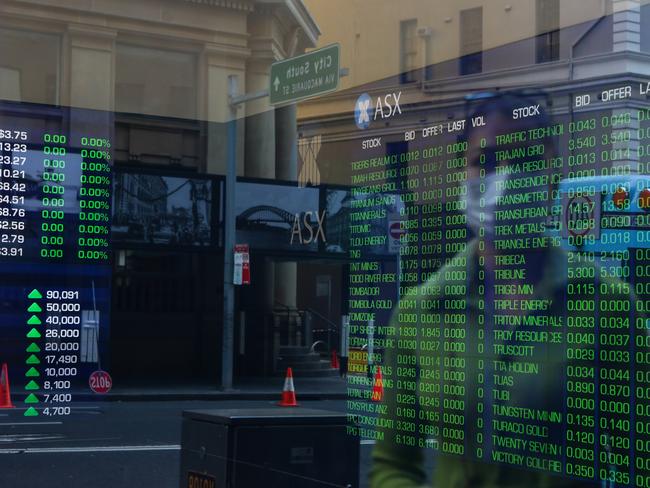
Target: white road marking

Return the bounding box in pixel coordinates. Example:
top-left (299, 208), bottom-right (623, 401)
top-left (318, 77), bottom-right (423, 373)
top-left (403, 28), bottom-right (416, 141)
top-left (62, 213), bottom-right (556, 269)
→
top-left (0, 444), bottom-right (181, 454)
top-left (0, 434), bottom-right (65, 443)
top-left (0, 422), bottom-right (63, 426)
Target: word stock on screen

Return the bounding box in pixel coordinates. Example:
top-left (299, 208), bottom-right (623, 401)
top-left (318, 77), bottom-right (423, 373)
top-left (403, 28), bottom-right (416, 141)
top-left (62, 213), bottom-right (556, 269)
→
top-left (345, 80), bottom-right (650, 486)
top-left (0, 103), bottom-right (112, 420)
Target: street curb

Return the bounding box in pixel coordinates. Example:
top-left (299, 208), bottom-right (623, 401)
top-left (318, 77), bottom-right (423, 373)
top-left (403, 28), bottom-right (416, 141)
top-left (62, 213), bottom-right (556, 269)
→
top-left (12, 392), bottom-right (347, 402)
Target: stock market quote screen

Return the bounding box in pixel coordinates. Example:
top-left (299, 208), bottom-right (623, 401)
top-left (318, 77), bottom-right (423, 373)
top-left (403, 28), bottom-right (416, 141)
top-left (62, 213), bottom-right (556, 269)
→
top-left (0, 102), bottom-right (112, 420)
top-left (344, 80), bottom-right (650, 487)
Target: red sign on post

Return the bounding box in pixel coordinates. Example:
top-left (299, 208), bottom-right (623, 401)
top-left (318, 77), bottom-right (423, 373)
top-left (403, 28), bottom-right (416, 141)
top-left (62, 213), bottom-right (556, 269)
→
top-left (234, 244), bottom-right (250, 285)
top-left (388, 220), bottom-right (404, 254)
top-left (389, 221), bottom-right (405, 240)
top-left (89, 370), bottom-right (113, 394)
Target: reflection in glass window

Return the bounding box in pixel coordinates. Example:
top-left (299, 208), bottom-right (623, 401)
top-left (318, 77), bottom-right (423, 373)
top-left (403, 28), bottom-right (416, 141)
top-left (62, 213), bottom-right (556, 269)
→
top-left (115, 45), bottom-right (197, 119)
top-left (536, 0), bottom-right (561, 63)
top-left (460, 7), bottom-right (483, 75)
top-left (400, 19), bottom-right (418, 84)
top-left (0, 28), bottom-right (59, 104)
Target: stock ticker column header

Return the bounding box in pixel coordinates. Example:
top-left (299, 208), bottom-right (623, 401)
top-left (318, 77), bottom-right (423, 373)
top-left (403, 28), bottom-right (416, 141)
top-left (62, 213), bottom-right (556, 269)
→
top-left (343, 79), bottom-right (650, 487)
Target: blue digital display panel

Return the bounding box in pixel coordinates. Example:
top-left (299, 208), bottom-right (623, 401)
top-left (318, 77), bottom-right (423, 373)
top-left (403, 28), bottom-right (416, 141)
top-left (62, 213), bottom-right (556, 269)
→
top-left (0, 102), bottom-right (112, 418)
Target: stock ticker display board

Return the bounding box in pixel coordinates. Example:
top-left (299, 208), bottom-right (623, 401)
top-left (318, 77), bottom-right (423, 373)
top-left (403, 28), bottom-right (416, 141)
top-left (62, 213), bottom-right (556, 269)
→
top-left (344, 80), bottom-right (650, 487)
top-left (0, 102), bottom-right (112, 419)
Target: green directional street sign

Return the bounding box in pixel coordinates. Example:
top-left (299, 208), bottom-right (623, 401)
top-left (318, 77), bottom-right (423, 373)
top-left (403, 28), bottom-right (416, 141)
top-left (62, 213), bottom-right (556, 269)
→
top-left (269, 44), bottom-right (340, 106)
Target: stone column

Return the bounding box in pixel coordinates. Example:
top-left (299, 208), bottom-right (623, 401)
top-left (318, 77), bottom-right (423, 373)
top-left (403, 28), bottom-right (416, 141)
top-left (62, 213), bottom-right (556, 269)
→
top-left (613, 0), bottom-right (641, 53)
top-left (67, 25), bottom-right (115, 112)
top-left (244, 58), bottom-right (276, 179)
top-left (275, 104), bottom-right (298, 181)
top-left (203, 44), bottom-right (248, 176)
top-left (275, 262), bottom-right (298, 308)
top-left (245, 18), bottom-right (277, 309)
top-left (65, 26), bottom-right (115, 156)
top-left (274, 104), bottom-right (299, 309)
top-left (612, 0), bottom-right (641, 172)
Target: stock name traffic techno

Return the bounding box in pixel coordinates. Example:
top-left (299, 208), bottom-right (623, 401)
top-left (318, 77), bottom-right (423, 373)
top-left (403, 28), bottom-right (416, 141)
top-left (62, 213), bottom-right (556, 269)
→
top-left (345, 80), bottom-right (650, 486)
top-left (0, 103), bottom-right (112, 419)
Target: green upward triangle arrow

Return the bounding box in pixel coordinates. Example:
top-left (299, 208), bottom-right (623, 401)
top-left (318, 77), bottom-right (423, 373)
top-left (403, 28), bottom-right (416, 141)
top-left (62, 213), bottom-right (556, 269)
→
top-left (27, 303), bottom-right (42, 313)
top-left (26, 328), bottom-right (41, 339)
top-left (25, 367), bottom-right (39, 377)
top-left (25, 380), bottom-right (40, 390)
top-left (26, 355), bottom-right (40, 365)
top-left (27, 315), bottom-right (41, 325)
top-left (27, 289), bottom-right (42, 300)
top-left (24, 394), bottom-right (39, 404)
top-left (26, 343), bottom-right (41, 353)
top-left (23, 407), bottom-right (38, 417)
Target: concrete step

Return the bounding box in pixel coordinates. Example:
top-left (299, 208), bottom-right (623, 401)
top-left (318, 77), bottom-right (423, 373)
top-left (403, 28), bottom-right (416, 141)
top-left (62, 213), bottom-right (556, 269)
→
top-left (289, 368), bottom-right (340, 378)
top-left (276, 346), bottom-right (338, 377)
top-left (278, 359), bottom-right (333, 371)
top-left (278, 346), bottom-right (312, 356)
top-left (278, 353), bottom-right (321, 364)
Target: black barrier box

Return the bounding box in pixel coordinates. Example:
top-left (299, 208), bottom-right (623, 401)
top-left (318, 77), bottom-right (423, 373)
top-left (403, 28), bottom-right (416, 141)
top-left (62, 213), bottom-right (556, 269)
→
top-left (179, 408), bottom-right (359, 488)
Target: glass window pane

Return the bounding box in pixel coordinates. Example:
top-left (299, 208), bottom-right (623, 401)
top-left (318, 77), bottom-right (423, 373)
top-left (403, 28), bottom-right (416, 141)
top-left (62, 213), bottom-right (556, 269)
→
top-left (0, 28), bottom-right (59, 104)
top-left (115, 44), bottom-right (197, 119)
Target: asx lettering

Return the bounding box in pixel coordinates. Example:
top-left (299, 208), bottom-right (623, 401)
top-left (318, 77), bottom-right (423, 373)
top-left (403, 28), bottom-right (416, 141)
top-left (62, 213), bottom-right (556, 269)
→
top-left (290, 211), bottom-right (327, 245)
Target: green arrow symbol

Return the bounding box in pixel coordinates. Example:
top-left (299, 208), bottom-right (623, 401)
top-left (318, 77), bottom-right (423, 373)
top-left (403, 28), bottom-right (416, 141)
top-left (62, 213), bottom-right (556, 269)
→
top-left (26, 328), bottom-right (41, 339)
top-left (25, 367), bottom-right (39, 377)
top-left (27, 315), bottom-right (42, 325)
top-left (27, 303), bottom-right (42, 313)
top-left (26, 355), bottom-right (40, 365)
top-left (24, 394), bottom-right (39, 404)
top-left (24, 407), bottom-right (39, 417)
top-left (27, 289), bottom-right (42, 300)
top-left (25, 380), bottom-right (40, 390)
top-left (26, 343), bottom-right (41, 353)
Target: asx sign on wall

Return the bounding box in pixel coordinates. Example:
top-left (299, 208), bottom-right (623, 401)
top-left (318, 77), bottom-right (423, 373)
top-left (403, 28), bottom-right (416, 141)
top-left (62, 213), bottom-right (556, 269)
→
top-left (354, 91), bottom-right (402, 130)
top-left (290, 210), bottom-right (326, 245)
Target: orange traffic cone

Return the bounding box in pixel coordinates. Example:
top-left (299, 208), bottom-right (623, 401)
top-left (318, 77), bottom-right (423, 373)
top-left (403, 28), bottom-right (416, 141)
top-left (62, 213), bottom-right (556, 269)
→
top-left (331, 349), bottom-right (340, 370)
top-left (371, 366), bottom-right (383, 402)
top-left (0, 363), bottom-right (14, 408)
top-left (278, 367), bottom-right (299, 407)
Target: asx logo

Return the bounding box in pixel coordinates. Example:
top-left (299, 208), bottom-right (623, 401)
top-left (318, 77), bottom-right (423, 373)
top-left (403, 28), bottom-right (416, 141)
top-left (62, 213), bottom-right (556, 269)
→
top-left (290, 211), bottom-right (326, 245)
top-left (354, 92), bottom-right (402, 130)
